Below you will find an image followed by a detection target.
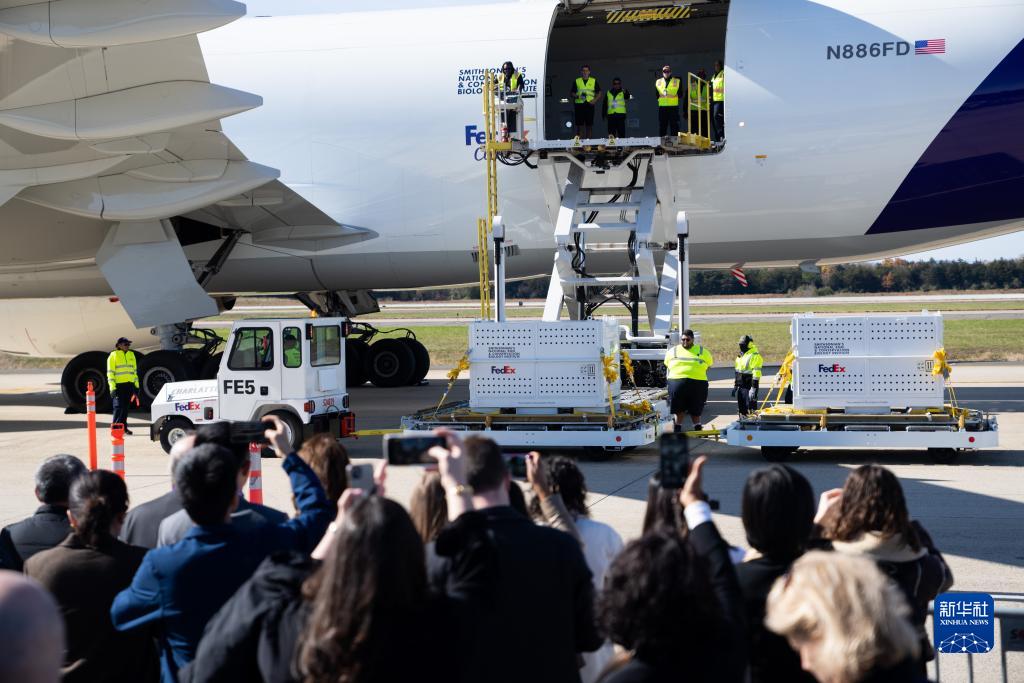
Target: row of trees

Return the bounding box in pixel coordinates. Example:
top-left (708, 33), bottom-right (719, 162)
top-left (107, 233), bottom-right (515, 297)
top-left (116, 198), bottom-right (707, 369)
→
top-left (378, 257), bottom-right (1024, 300)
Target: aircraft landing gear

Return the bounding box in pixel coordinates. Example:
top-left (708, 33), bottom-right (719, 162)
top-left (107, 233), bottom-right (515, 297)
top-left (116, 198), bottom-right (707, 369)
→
top-left (348, 323), bottom-right (431, 388)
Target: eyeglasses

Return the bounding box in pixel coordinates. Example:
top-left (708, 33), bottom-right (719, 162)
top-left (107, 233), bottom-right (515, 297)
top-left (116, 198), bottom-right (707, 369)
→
top-left (662, 69), bottom-right (671, 72)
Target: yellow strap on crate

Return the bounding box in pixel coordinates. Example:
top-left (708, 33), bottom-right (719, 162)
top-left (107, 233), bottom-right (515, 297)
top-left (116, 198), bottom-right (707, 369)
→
top-left (932, 348), bottom-right (952, 378)
top-left (434, 353), bottom-right (470, 416)
top-left (601, 354), bottom-right (619, 419)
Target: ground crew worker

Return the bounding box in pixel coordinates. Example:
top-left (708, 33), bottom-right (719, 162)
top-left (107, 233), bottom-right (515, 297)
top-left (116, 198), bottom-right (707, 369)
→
top-left (603, 77), bottom-right (630, 138)
top-left (283, 331), bottom-right (301, 367)
top-left (688, 69), bottom-right (709, 136)
top-left (712, 60), bottom-right (725, 142)
top-left (664, 329), bottom-right (713, 431)
top-left (497, 60), bottom-right (523, 139)
top-left (570, 65), bottom-right (601, 139)
top-left (732, 335), bottom-right (763, 417)
top-left (655, 65), bottom-right (681, 138)
top-left (107, 337), bottom-right (139, 435)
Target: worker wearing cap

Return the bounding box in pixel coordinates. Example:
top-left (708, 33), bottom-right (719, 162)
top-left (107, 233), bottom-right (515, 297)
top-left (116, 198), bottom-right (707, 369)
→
top-left (689, 69), bottom-right (709, 136)
top-left (656, 65), bottom-right (682, 138)
top-left (283, 331), bottom-right (301, 368)
top-left (107, 337), bottom-right (140, 435)
top-left (497, 60), bottom-right (523, 139)
top-left (732, 335), bottom-right (763, 417)
top-left (664, 329), bottom-right (713, 431)
top-left (571, 64), bottom-right (601, 139)
top-left (711, 59), bottom-right (725, 142)
top-left (603, 77), bottom-right (630, 139)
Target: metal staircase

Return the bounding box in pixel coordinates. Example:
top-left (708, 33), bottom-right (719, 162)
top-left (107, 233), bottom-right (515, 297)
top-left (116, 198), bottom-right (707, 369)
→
top-left (539, 151), bottom-right (686, 363)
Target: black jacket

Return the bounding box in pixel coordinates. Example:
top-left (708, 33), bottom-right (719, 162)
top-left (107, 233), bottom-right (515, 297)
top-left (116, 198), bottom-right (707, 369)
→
top-left (602, 520), bottom-right (748, 683)
top-left (735, 555), bottom-right (816, 683)
top-left (183, 511), bottom-right (500, 683)
top-left (24, 534), bottom-right (158, 683)
top-left (0, 503), bottom-right (72, 569)
top-left (428, 505), bottom-right (602, 683)
top-left (120, 490), bottom-right (182, 549)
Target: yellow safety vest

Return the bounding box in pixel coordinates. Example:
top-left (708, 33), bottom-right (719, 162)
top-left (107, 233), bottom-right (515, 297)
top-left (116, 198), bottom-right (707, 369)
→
top-left (284, 346), bottom-right (301, 367)
top-left (664, 344), bottom-right (713, 381)
top-left (107, 349), bottom-right (139, 390)
top-left (689, 82), bottom-right (708, 110)
top-left (656, 77), bottom-right (680, 107)
top-left (606, 90), bottom-right (627, 114)
top-left (712, 70), bottom-right (724, 102)
top-left (498, 71), bottom-right (521, 91)
top-left (734, 344), bottom-right (764, 380)
top-left (574, 77), bottom-right (597, 104)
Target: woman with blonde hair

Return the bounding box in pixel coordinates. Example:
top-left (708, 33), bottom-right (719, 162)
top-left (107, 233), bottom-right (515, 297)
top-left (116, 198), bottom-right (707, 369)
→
top-left (765, 551), bottom-right (924, 683)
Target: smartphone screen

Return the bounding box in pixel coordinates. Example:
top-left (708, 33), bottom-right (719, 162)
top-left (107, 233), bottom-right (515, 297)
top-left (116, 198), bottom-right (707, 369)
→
top-left (659, 433), bottom-right (690, 489)
top-left (346, 463), bottom-right (377, 495)
top-left (384, 435), bottom-right (446, 465)
top-left (504, 453), bottom-right (528, 479)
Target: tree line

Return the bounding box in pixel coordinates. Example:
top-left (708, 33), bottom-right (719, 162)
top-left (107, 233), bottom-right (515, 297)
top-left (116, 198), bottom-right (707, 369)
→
top-left (377, 257), bottom-right (1024, 300)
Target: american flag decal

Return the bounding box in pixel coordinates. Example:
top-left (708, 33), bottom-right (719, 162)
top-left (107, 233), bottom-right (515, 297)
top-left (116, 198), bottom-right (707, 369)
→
top-left (731, 265), bottom-right (748, 288)
top-left (915, 39), bottom-right (946, 55)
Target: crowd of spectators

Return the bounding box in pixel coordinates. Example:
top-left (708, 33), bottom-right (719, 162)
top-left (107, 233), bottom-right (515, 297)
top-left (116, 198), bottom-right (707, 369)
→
top-left (0, 422), bottom-right (951, 683)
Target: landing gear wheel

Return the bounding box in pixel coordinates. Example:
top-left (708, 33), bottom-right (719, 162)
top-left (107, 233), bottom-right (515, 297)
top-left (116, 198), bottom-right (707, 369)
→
top-left (346, 339), bottom-right (369, 387)
top-left (159, 416), bottom-right (194, 454)
top-left (368, 339), bottom-right (416, 387)
top-left (399, 338), bottom-right (430, 385)
top-left (928, 448), bottom-right (959, 465)
top-left (199, 352), bottom-right (223, 380)
top-left (139, 351), bottom-right (192, 407)
top-left (61, 351), bottom-right (112, 413)
top-left (265, 410), bottom-right (304, 456)
top-left (761, 446), bottom-right (797, 462)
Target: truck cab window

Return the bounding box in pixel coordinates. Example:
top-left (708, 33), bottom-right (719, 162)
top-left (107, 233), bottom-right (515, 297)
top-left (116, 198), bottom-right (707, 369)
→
top-left (310, 325), bottom-right (341, 367)
top-left (228, 328), bottom-right (274, 371)
top-left (283, 327), bottom-right (302, 368)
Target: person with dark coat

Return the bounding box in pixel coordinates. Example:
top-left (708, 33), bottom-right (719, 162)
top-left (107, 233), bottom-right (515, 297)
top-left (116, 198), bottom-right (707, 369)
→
top-left (110, 417), bottom-right (331, 683)
top-left (596, 456), bottom-right (747, 683)
top-left (0, 454), bottom-right (87, 569)
top-left (734, 465), bottom-right (817, 683)
top-left (816, 464), bottom-right (953, 673)
top-left (25, 470), bottom-right (157, 682)
top-left (426, 433), bottom-right (601, 683)
top-left (182, 490), bottom-right (496, 683)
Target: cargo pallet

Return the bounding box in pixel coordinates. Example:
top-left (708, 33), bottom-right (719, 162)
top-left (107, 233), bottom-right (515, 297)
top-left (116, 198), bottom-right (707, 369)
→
top-left (400, 387), bottom-right (671, 452)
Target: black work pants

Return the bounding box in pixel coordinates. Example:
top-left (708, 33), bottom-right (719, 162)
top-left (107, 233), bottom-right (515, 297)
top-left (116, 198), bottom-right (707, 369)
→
top-left (713, 101), bottom-right (725, 141)
top-left (737, 384), bottom-right (759, 416)
top-left (505, 111), bottom-right (518, 138)
top-left (112, 383), bottom-right (135, 426)
top-left (658, 106), bottom-right (680, 136)
top-left (606, 114), bottom-right (626, 138)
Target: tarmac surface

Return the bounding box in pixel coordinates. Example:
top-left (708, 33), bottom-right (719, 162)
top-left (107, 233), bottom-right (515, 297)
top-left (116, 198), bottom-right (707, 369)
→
top-left (1, 364), bottom-right (1022, 680)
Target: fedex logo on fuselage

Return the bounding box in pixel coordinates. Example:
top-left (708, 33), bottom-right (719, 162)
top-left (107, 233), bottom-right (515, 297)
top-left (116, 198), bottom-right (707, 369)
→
top-left (818, 363), bottom-right (847, 373)
top-left (465, 125), bottom-right (487, 146)
top-left (491, 365), bottom-right (516, 374)
top-left (175, 401), bottom-right (201, 412)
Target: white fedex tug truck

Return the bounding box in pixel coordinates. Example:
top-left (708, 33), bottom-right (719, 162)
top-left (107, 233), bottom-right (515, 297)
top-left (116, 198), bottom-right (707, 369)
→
top-left (150, 318), bottom-right (354, 453)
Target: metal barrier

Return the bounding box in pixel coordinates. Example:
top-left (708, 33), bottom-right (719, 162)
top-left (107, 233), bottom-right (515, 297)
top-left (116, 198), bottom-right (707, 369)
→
top-left (686, 71), bottom-right (712, 146)
top-left (929, 594), bottom-right (1024, 682)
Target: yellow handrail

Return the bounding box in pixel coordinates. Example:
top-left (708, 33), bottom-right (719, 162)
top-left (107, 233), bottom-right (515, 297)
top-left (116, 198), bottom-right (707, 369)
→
top-left (686, 72), bottom-right (712, 149)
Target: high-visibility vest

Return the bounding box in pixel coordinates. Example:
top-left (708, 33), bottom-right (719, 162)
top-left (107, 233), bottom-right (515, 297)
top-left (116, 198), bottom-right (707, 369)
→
top-left (656, 77), bottom-right (681, 107)
top-left (606, 90), bottom-right (627, 114)
top-left (107, 349), bottom-right (139, 390)
top-left (498, 71), bottom-right (521, 91)
top-left (712, 70), bottom-right (725, 102)
top-left (575, 77), bottom-right (597, 104)
top-left (664, 343), bottom-right (713, 381)
top-left (734, 344), bottom-right (764, 380)
top-left (689, 82), bottom-right (708, 110)
top-left (284, 346), bottom-right (301, 367)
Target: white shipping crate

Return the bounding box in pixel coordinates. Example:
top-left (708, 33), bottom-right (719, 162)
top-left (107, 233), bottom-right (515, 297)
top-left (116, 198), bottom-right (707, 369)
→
top-left (792, 313), bottom-right (942, 358)
top-left (469, 319), bottom-right (620, 410)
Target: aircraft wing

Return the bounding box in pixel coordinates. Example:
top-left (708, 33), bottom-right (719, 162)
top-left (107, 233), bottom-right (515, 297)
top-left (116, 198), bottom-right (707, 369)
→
top-left (0, 0), bottom-right (372, 325)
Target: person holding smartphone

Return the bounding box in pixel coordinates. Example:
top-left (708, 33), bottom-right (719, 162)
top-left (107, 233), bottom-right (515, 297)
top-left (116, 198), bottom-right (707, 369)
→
top-left (664, 329), bottom-right (714, 432)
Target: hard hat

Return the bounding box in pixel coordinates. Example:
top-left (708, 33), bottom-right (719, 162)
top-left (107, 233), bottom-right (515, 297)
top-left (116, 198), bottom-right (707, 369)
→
top-left (116, 337), bottom-right (133, 345)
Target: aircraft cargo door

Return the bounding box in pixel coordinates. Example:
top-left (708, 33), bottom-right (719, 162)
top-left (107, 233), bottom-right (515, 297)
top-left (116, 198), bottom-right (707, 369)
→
top-left (544, 1), bottom-right (729, 141)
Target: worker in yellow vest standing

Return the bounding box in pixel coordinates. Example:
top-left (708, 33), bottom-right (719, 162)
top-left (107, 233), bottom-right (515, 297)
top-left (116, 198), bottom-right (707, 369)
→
top-left (688, 69), bottom-right (709, 136)
top-left (497, 60), bottom-right (523, 140)
top-left (570, 64), bottom-right (601, 139)
top-left (732, 335), bottom-right (764, 417)
top-left (603, 77), bottom-right (630, 139)
top-left (107, 337), bottom-right (140, 435)
top-left (655, 65), bottom-right (681, 138)
top-left (712, 59), bottom-right (725, 142)
top-left (664, 329), bottom-right (714, 431)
